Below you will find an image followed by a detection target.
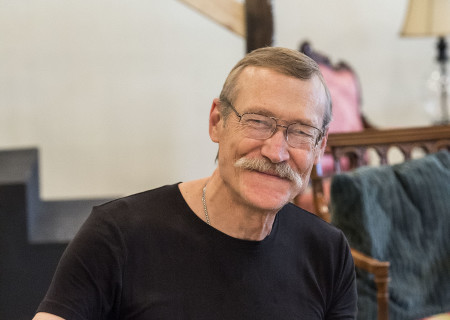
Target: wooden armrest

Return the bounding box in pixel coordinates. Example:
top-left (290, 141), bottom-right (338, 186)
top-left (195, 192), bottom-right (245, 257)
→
top-left (351, 248), bottom-right (390, 276)
top-left (351, 248), bottom-right (390, 320)
top-left (313, 192), bottom-right (330, 222)
top-left (310, 165), bottom-right (331, 222)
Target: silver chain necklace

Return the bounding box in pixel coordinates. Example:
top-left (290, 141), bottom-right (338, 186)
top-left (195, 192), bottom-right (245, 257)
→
top-left (202, 184), bottom-right (211, 225)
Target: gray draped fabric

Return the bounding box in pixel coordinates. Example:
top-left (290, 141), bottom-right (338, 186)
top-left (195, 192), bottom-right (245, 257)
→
top-left (330, 150), bottom-right (450, 320)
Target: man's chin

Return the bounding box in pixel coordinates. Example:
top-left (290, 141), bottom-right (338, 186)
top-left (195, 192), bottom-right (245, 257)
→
top-left (240, 174), bottom-right (295, 209)
top-left (245, 193), bottom-right (291, 212)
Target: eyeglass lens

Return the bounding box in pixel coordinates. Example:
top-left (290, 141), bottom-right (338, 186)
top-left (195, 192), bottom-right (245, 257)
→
top-left (240, 113), bottom-right (319, 149)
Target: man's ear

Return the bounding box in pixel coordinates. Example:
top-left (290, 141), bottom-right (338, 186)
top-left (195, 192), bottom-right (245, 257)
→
top-left (314, 129), bottom-right (328, 165)
top-left (209, 98), bottom-right (222, 143)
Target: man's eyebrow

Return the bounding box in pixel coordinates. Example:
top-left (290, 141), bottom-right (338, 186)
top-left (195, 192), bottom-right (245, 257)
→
top-left (244, 107), bottom-right (316, 127)
top-left (244, 108), bottom-right (274, 116)
top-left (242, 105), bottom-right (277, 117)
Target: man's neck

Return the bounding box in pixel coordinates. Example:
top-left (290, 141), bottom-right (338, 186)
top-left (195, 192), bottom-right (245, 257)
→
top-left (179, 173), bottom-right (279, 241)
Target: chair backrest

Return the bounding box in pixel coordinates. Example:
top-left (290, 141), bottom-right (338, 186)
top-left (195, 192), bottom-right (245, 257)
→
top-left (300, 41), bottom-right (371, 176)
top-left (312, 125), bottom-right (450, 221)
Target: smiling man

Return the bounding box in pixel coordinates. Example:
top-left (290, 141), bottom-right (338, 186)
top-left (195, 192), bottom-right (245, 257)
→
top-left (34, 47), bottom-right (357, 320)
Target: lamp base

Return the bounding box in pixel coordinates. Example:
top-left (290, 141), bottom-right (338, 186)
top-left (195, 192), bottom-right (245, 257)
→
top-left (436, 37), bottom-right (450, 125)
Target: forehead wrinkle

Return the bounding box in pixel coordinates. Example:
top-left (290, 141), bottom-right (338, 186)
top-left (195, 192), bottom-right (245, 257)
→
top-left (234, 67), bottom-right (324, 129)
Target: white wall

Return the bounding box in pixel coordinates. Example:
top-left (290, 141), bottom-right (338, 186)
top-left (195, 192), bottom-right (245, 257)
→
top-left (0, 0), bottom-right (438, 199)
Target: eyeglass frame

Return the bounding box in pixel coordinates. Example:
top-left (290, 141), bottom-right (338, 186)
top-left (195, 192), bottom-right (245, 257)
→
top-left (222, 100), bottom-right (324, 149)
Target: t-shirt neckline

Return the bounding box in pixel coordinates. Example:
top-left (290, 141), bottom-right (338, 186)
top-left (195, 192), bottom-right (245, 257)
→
top-left (171, 182), bottom-right (281, 250)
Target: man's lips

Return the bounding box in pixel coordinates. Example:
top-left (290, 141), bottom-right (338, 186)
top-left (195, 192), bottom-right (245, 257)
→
top-left (250, 168), bottom-right (289, 180)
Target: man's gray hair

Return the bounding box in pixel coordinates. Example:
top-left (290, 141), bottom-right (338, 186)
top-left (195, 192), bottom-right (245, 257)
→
top-left (219, 47), bottom-right (332, 131)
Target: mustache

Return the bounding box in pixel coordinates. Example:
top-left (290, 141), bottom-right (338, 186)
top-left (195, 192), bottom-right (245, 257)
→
top-left (234, 157), bottom-right (303, 188)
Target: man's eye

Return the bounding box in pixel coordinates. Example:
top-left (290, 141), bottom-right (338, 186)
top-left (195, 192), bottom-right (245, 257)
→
top-left (289, 127), bottom-right (313, 137)
top-left (246, 118), bottom-right (271, 128)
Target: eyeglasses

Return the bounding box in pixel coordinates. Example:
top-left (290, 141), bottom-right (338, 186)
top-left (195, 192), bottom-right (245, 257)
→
top-left (226, 102), bottom-right (323, 150)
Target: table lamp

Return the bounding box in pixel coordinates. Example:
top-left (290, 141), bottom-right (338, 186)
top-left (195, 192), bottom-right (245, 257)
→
top-left (401, 0), bottom-right (450, 124)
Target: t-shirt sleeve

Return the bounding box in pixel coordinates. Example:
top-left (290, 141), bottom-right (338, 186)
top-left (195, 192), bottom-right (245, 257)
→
top-left (36, 205), bottom-right (126, 320)
top-left (326, 231), bottom-right (358, 320)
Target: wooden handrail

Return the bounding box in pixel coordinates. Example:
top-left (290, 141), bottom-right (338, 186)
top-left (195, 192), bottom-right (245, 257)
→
top-left (325, 125), bottom-right (450, 170)
top-left (326, 125), bottom-right (450, 149)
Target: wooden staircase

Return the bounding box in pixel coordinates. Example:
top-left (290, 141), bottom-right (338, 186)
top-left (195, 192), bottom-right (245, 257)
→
top-left (0, 148), bottom-right (113, 319)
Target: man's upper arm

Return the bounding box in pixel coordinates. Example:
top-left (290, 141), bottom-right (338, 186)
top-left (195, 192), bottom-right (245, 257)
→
top-left (33, 312), bottom-right (65, 320)
top-left (35, 206), bottom-right (125, 319)
top-left (328, 232), bottom-right (358, 319)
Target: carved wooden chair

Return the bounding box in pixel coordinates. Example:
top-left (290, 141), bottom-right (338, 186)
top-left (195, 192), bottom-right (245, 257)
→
top-left (294, 41), bottom-right (373, 213)
top-left (313, 125), bottom-right (450, 320)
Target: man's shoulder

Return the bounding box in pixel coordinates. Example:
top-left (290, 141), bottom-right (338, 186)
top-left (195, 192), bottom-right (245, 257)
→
top-left (98, 183), bottom-right (182, 210)
top-left (88, 183), bottom-right (185, 226)
top-left (282, 203), bottom-right (345, 240)
top-left (280, 203), bottom-right (351, 264)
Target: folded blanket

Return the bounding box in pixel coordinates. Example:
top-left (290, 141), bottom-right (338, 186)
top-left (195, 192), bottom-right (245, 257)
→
top-left (330, 150), bottom-right (450, 320)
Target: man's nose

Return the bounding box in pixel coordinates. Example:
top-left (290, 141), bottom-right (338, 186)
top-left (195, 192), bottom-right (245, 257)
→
top-left (260, 128), bottom-right (290, 163)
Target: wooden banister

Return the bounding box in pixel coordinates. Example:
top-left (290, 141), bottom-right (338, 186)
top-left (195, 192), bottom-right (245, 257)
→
top-left (177, 0), bottom-right (273, 53)
top-left (177, 0), bottom-right (245, 37)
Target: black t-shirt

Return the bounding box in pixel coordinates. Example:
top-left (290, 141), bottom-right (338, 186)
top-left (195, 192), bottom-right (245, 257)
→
top-left (37, 184), bottom-right (356, 319)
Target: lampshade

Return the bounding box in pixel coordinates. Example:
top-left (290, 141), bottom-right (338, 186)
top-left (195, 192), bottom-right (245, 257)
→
top-left (401, 0), bottom-right (450, 37)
